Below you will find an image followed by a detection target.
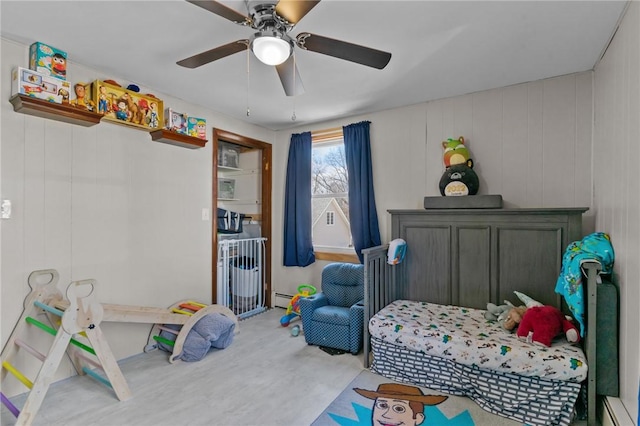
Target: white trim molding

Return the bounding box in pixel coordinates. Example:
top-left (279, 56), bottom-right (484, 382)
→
top-left (602, 396), bottom-right (635, 426)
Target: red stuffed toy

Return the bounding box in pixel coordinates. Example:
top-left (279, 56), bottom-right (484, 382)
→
top-left (516, 305), bottom-right (580, 347)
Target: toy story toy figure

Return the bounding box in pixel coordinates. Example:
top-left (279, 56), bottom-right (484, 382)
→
top-left (98, 85), bottom-right (109, 114)
top-left (51, 53), bottom-right (67, 79)
top-left (148, 102), bottom-right (159, 128)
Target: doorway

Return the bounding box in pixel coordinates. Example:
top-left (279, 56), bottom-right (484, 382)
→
top-left (212, 128), bottom-right (272, 308)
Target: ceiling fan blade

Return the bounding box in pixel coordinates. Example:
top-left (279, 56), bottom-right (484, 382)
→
top-left (275, 56), bottom-right (305, 96)
top-left (177, 40), bottom-right (248, 68)
top-left (275, 0), bottom-right (320, 24)
top-left (187, 0), bottom-right (249, 25)
top-left (296, 33), bottom-right (391, 70)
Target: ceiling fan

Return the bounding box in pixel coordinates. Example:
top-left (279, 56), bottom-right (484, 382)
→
top-left (177, 0), bottom-right (392, 96)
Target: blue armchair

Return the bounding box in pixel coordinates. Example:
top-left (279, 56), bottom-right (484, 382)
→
top-left (299, 263), bottom-right (365, 354)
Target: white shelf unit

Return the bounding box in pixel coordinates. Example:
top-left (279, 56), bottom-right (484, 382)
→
top-left (217, 168), bottom-right (262, 209)
top-left (218, 165), bottom-right (242, 173)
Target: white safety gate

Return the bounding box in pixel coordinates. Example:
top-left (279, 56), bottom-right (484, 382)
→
top-left (217, 237), bottom-right (267, 319)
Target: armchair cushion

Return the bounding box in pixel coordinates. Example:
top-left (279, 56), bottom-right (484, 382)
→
top-left (311, 305), bottom-right (350, 326)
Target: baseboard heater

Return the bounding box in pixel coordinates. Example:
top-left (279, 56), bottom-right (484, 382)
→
top-left (274, 293), bottom-right (294, 309)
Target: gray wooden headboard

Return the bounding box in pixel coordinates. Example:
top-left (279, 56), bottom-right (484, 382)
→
top-left (387, 208), bottom-right (588, 310)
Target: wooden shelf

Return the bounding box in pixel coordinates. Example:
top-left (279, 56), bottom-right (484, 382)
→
top-left (218, 165), bottom-right (242, 173)
top-left (149, 129), bottom-right (207, 149)
top-left (9, 94), bottom-right (103, 127)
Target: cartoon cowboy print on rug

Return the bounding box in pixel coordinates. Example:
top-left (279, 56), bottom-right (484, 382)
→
top-left (327, 382), bottom-right (477, 426)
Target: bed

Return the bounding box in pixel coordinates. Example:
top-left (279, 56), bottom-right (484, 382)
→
top-left (362, 243), bottom-right (608, 426)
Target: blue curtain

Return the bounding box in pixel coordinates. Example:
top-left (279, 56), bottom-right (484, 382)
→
top-left (283, 132), bottom-right (315, 267)
top-left (343, 121), bottom-right (382, 263)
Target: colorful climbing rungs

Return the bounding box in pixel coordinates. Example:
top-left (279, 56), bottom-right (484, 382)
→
top-left (2, 360), bottom-right (33, 389)
top-left (25, 317), bottom-right (96, 355)
top-left (179, 302), bottom-right (204, 312)
top-left (82, 366), bottom-right (112, 389)
top-left (153, 335), bottom-right (175, 347)
top-left (1, 391), bottom-right (20, 418)
top-left (33, 300), bottom-right (65, 317)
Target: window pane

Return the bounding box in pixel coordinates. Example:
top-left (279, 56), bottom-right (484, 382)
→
top-left (312, 143), bottom-right (348, 197)
top-left (312, 140), bottom-right (353, 252)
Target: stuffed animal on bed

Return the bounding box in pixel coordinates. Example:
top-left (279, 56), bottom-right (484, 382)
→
top-left (503, 306), bottom-right (528, 332)
top-left (484, 301), bottom-right (523, 330)
top-left (502, 291), bottom-right (542, 332)
top-left (508, 305), bottom-right (580, 347)
top-left (484, 302), bottom-right (513, 322)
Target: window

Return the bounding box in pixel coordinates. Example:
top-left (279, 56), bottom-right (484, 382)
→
top-left (326, 211), bottom-right (335, 225)
top-left (311, 129), bottom-right (355, 258)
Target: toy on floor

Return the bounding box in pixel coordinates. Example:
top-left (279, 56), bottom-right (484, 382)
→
top-left (291, 324), bottom-right (301, 337)
top-left (280, 284), bottom-right (316, 327)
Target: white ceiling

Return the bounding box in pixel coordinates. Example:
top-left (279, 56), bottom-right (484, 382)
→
top-left (0, 1), bottom-right (627, 131)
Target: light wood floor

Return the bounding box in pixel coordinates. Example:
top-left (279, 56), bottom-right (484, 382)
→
top-left (1, 308), bottom-right (364, 426)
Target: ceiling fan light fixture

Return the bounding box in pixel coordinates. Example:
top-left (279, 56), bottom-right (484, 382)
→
top-left (251, 32), bottom-right (292, 66)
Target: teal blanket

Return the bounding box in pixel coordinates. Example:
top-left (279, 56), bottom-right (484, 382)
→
top-left (555, 232), bottom-right (614, 336)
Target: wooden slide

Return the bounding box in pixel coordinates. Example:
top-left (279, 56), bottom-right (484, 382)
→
top-left (52, 289), bottom-right (239, 365)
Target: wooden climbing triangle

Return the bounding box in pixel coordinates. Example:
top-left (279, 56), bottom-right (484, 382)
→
top-left (1, 270), bottom-right (131, 426)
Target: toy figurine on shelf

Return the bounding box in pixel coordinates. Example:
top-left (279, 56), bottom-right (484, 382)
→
top-left (69, 82), bottom-right (95, 111)
top-left (165, 108), bottom-right (188, 134)
top-left (196, 120), bottom-right (207, 139)
top-left (91, 80), bottom-right (164, 130)
top-left (57, 88), bottom-right (70, 104)
top-left (97, 84), bottom-right (109, 114)
top-left (147, 101), bottom-right (159, 128)
top-left (187, 116), bottom-right (207, 140)
top-left (114, 97), bottom-right (129, 121)
top-left (120, 93), bottom-right (145, 125)
top-left (51, 52), bottom-right (67, 79)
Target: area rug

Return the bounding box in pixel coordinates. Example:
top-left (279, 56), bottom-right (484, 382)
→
top-left (312, 370), bottom-right (522, 426)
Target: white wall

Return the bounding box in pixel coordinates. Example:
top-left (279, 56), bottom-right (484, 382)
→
top-left (0, 38), bottom-right (274, 397)
top-left (593, 2), bottom-right (639, 422)
top-left (272, 72), bottom-right (594, 298)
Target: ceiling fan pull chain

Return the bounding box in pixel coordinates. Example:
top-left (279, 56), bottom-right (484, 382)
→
top-left (291, 52), bottom-right (297, 121)
top-left (246, 43), bottom-right (251, 117)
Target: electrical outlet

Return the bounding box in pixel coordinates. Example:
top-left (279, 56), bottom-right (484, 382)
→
top-left (1, 199), bottom-right (11, 219)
